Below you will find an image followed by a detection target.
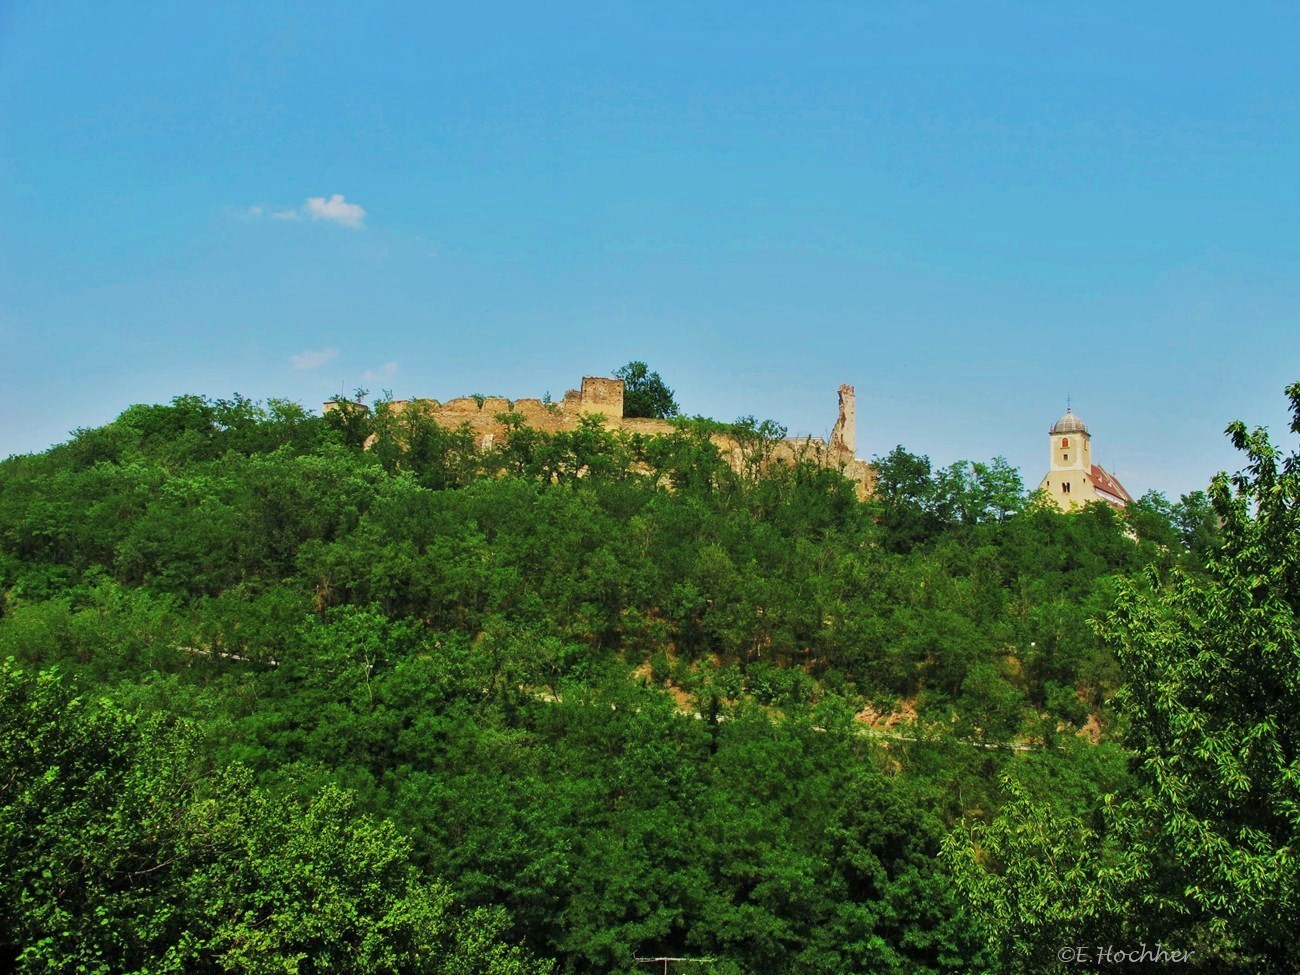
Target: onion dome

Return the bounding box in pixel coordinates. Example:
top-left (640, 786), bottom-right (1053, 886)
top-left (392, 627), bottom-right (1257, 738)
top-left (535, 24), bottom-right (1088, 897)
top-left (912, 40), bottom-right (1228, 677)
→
top-left (1050, 408), bottom-right (1088, 435)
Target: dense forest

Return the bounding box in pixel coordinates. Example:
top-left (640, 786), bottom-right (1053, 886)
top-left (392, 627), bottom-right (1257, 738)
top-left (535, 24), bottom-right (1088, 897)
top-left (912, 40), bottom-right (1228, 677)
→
top-left (1, 382), bottom-right (1296, 974)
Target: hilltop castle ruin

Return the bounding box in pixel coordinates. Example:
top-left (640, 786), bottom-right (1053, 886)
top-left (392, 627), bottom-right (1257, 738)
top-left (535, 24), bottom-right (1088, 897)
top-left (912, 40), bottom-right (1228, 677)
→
top-left (325, 376), bottom-right (874, 497)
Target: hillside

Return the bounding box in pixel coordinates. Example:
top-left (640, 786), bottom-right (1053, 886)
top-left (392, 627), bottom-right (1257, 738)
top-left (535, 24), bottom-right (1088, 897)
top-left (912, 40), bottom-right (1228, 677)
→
top-left (1, 388), bottom-right (1295, 974)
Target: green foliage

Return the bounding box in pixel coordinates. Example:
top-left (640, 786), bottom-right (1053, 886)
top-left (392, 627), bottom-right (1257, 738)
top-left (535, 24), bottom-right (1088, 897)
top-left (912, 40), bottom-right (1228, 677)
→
top-left (0, 387), bottom-right (1223, 973)
top-left (954, 661), bottom-right (1023, 745)
top-left (946, 383), bottom-right (1299, 974)
top-left (869, 446), bottom-right (944, 552)
top-left (1171, 488), bottom-right (1220, 561)
top-left (870, 449), bottom-right (1028, 553)
top-left (0, 661), bottom-right (551, 975)
top-left (614, 361), bottom-right (680, 419)
top-left (1096, 383), bottom-right (1300, 969)
top-left (942, 776), bottom-right (1135, 973)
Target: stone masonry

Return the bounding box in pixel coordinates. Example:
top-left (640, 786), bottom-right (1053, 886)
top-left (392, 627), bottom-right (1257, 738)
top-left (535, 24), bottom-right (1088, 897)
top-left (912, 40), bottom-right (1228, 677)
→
top-left (325, 376), bottom-right (874, 498)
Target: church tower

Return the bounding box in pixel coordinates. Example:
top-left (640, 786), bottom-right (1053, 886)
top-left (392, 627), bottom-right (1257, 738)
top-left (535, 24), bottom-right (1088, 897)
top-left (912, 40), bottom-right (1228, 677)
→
top-left (1038, 406), bottom-right (1131, 511)
top-left (1042, 409), bottom-right (1091, 508)
top-left (1051, 409), bottom-right (1090, 473)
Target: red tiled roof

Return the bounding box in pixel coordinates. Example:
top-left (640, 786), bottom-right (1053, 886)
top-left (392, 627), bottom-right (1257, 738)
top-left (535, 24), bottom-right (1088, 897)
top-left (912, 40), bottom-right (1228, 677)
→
top-left (1090, 465), bottom-right (1132, 504)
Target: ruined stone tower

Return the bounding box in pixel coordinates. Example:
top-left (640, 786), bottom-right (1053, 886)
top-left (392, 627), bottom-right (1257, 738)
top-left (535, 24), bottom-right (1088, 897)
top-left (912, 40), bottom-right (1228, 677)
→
top-left (577, 376), bottom-right (624, 417)
top-left (830, 384), bottom-right (856, 459)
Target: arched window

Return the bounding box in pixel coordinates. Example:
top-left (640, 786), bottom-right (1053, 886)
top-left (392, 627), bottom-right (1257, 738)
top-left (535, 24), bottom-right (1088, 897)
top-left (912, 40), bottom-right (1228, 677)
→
top-left (1061, 438), bottom-right (1069, 448)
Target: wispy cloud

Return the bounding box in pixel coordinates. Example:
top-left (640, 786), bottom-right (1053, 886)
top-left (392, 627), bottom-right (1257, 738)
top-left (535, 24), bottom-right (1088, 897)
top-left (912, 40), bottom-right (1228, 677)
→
top-left (305, 194), bottom-right (367, 229)
top-left (290, 347), bottom-right (340, 371)
top-left (243, 194), bottom-right (366, 228)
top-left (230, 204), bottom-right (269, 221)
top-left (362, 361), bottom-right (398, 381)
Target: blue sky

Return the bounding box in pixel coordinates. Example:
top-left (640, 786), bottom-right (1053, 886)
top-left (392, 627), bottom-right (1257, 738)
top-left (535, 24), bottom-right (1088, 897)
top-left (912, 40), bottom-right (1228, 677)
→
top-left (2, 1), bottom-right (1298, 498)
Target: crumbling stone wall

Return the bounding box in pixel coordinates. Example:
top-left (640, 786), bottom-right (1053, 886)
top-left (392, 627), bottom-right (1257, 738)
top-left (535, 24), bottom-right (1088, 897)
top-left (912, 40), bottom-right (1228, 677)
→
top-left (324, 376), bottom-right (874, 497)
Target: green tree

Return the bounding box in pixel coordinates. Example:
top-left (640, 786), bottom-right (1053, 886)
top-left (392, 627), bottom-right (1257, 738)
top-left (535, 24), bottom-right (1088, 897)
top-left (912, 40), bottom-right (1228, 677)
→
top-left (0, 661), bottom-right (553, 975)
top-left (941, 777), bottom-right (1134, 973)
top-left (1124, 489), bottom-right (1181, 553)
top-left (954, 661), bottom-right (1023, 746)
top-left (1171, 488), bottom-right (1220, 562)
top-left (933, 457), bottom-right (1025, 526)
top-left (323, 388), bottom-right (375, 449)
top-left (869, 446), bottom-right (942, 551)
top-left (614, 361), bottom-right (680, 419)
top-left (1097, 382), bottom-right (1300, 970)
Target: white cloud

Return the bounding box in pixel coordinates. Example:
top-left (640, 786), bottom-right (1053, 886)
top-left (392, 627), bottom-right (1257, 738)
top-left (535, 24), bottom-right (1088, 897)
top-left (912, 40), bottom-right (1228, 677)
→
top-left (241, 194), bottom-right (366, 227)
top-left (305, 193), bottom-right (367, 229)
top-left (290, 347), bottom-right (340, 371)
top-left (362, 361), bottom-right (398, 381)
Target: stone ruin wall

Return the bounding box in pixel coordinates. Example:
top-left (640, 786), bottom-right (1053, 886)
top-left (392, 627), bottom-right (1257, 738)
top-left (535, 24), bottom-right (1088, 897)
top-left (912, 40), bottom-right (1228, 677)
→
top-left (325, 376), bottom-right (875, 498)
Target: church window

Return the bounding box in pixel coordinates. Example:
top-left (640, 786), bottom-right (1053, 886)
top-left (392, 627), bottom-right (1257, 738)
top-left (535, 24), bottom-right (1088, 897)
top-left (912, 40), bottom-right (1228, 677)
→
top-left (1062, 482), bottom-right (1071, 494)
top-left (1061, 438), bottom-right (1069, 447)
top-left (1063, 453), bottom-right (1069, 461)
